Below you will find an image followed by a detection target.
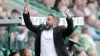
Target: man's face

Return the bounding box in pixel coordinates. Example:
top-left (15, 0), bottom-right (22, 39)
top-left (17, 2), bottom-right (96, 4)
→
top-left (85, 16), bottom-right (93, 25)
top-left (46, 15), bottom-right (55, 27)
top-left (12, 13), bottom-right (20, 19)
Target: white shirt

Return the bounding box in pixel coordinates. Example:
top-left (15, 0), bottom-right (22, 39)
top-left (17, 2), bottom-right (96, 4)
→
top-left (16, 33), bottom-right (26, 41)
top-left (40, 29), bottom-right (57, 56)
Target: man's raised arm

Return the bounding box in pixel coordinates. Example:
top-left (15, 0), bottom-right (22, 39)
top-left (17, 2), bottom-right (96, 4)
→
top-left (23, 3), bottom-right (39, 33)
top-left (62, 6), bottom-right (74, 38)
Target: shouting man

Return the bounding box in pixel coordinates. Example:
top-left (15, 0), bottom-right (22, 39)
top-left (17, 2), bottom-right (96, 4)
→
top-left (23, 3), bottom-right (73, 56)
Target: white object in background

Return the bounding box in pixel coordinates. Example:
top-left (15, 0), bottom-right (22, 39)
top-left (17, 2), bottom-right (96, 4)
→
top-left (22, 17), bottom-right (84, 27)
top-left (73, 17), bottom-right (84, 26)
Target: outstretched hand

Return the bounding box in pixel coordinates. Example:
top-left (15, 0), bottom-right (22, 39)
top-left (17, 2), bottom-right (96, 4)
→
top-left (62, 6), bottom-right (72, 19)
top-left (24, 2), bottom-right (30, 14)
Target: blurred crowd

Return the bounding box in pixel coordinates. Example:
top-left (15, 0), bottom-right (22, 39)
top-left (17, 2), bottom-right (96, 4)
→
top-left (0, 0), bottom-right (100, 56)
top-left (0, 0), bottom-right (36, 55)
top-left (36, 0), bottom-right (100, 56)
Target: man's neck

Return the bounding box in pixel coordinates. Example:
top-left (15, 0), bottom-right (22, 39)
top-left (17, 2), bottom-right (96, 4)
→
top-left (52, 25), bottom-right (57, 28)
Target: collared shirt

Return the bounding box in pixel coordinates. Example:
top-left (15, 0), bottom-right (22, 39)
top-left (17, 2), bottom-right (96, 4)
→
top-left (40, 29), bottom-right (57, 56)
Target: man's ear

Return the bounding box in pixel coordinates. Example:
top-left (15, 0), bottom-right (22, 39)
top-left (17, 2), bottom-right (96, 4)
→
top-left (54, 20), bottom-right (57, 25)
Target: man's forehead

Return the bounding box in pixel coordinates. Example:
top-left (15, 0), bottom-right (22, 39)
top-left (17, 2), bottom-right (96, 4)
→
top-left (47, 15), bottom-right (53, 19)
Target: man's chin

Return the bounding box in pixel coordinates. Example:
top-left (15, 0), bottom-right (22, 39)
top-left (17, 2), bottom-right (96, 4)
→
top-left (45, 24), bottom-right (51, 30)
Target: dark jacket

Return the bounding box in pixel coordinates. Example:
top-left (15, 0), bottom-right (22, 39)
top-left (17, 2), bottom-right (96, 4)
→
top-left (23, 13), bottom-right (74, 56)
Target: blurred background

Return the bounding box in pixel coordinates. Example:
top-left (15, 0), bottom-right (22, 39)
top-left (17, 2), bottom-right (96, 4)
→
top-left (0, 0), bottom-right (100, 56)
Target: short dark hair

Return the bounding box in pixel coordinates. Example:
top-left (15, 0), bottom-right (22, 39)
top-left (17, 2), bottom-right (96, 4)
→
top-left (11, 9), bottom-right (20, 14)
top-left (9, 52), bottom-right (19, 56)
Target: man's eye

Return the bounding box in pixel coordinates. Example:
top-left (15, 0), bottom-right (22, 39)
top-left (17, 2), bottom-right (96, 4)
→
top-left (47, 18), bottom-right (50, 21)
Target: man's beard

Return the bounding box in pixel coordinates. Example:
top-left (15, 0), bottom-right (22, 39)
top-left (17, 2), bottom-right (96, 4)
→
top-left (46, 24), bottom-right (53, 30)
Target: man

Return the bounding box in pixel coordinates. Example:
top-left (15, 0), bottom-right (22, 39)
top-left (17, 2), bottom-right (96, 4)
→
top-left (23, 3), bottom-right (73, 56)
top-left (10, 9), bottom-right (21, 19)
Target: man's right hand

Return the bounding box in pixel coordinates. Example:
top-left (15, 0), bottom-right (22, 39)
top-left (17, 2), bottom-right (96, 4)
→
top-left (24, 2), bottom-right (30, 14)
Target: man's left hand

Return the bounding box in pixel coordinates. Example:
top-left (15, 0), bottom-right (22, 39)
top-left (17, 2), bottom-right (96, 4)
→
top-left (62, 6), bottom-right (72, 19)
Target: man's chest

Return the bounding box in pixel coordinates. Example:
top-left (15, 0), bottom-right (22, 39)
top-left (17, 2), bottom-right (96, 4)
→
top-left (41, 30), bottom-right (54, 42)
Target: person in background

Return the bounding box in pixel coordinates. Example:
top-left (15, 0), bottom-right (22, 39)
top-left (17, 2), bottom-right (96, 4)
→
top-left (0, 5), bottom-right (7, 19)
top-left (94, 19), bottom-right (100, 30)
top-left (98, 7), bottom-right (100, 19)
top-left (11, 26), bottom-right (28, 51)
top-left (84, 15), bottom-right (100, 40)
top-left (93, 19), bottom-right (100, 40)
top-left (9, 52), bottom-right (20, 56)
top-left (39, 0), bottom-right (56, 8)
top-left (80, 27), bottom-right (97, 56)
top-left (27, 37), bottom-right (35, 48)
top-left (10, 9), bottom-right (21, 19)
top-left (72, 0), bottom-right (87, 17)
top-left (27, 31), bottom-right (36, 49)
top-left (22, 48), bottom-right (32, 56)
top-left (73, 27), bottom-right (97, 56)
top-left (0, 27), bottom-right (7, 42)
top-left (74, 9), bottom-right (84, 17)
top-left (73, 0), bottom-right (83, 11)
top-left (52, 0), bottom-right (73, 13)
top-left (84, 0), bottom-right (98, 18)
top-left (0, 26), bottom-right (7, 48)
top-left (52, 0), bottom-right (62, 12)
